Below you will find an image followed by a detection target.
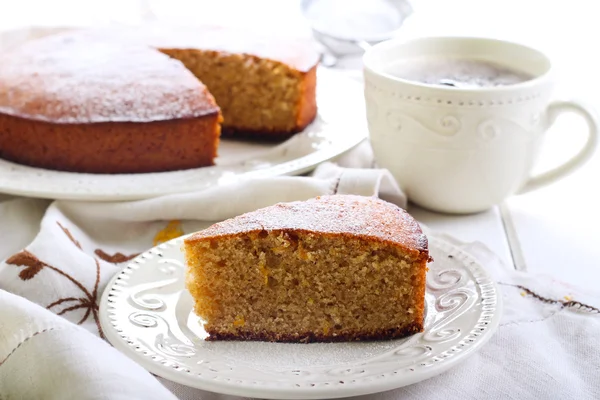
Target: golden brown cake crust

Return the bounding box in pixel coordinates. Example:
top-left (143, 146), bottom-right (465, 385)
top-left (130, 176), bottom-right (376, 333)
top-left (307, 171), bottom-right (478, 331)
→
top-left (0, 29), bottom-right (223, 173)
top-left (0, 112), bottom-right (221, 173)
top-left (0, 31), bottom-right (220, 124)
top-left (186, 195), bottom-right (429, 260)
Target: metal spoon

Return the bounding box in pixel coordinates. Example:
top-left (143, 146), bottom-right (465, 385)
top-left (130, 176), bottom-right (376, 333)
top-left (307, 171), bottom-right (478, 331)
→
top-left (301, 0), bottom-right (413, 67)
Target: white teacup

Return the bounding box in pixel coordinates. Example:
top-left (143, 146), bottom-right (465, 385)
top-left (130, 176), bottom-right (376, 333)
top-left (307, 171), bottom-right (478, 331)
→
top-left (363, 36), bottom-right (598, 214)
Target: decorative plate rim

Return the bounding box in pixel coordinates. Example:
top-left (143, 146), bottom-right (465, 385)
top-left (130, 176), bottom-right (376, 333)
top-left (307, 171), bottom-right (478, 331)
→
top-left (99, 233), bottom-right (502, 399)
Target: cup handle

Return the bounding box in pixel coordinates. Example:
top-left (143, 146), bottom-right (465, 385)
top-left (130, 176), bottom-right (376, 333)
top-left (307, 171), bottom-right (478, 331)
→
top-left (518, 100), bottom-right (599, 194)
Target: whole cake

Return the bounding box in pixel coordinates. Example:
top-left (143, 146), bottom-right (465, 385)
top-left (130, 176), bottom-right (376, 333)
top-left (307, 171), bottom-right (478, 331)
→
top-left (0, 26), bottom-right (318, 173)
top-left (184, 195), bottom-right (430, 343)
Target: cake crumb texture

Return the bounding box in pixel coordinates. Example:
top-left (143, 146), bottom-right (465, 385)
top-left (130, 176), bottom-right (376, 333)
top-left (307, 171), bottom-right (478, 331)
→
top-left (184, 195), bottom-right (429, 343)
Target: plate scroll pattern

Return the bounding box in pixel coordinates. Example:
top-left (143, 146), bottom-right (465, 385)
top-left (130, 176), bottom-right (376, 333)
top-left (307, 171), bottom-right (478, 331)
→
top-left (100, 235), bottom-right (501, 398)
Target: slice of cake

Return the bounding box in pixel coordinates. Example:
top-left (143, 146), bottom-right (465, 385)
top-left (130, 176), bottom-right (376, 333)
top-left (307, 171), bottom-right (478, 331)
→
top-left (184, 195), bottom-right (430, 343)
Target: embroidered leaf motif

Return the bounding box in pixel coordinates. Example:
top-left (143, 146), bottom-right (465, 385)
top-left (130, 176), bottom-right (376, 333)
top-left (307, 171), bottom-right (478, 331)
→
top-left (499, 282), bottom-right (600, 314)
top-left (5, 230), bottom-right (105, 337)
top-left (153, 220), bottom-right (184, 246)
top-left (57, 221), bottom-right (82, 249)
top-left (6, 250), bottom-right (47, 280)
top-left (94, 249), bottom-right (139, 264)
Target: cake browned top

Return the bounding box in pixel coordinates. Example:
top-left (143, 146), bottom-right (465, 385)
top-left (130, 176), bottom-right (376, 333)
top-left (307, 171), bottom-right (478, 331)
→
top-left (0, 25), bottom-right (319, 124)
top-left (0, 30), bottom-right (219, 124)
top-left (186, 195), bottom-right (429, 258)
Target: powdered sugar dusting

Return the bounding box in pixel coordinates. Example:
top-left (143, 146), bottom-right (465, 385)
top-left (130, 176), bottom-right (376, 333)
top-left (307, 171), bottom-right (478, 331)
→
top-left (188, 195), bottom-right (428, 255)
top-left (0, 30), bottom-right (218, 123)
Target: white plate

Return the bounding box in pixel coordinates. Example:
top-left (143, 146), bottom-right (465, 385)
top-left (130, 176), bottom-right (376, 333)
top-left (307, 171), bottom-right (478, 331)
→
top-left (0, 27), bottom-right (366, 201)
top-left (99, 234), bottom-right (502, 399)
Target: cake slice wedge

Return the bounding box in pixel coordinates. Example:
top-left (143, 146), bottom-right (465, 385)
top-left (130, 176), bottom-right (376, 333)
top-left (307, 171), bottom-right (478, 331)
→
top-left (184, 195), bottom-right (430, 343)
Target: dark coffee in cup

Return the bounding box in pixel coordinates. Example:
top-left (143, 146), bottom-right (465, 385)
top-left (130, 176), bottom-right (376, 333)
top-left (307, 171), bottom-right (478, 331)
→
top-left (384, 57), bottom-right (533, 88)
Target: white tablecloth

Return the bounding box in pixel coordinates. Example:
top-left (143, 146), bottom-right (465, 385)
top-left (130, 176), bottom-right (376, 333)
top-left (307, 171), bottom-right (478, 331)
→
top-left (1, 143), bottom-right (599, 399)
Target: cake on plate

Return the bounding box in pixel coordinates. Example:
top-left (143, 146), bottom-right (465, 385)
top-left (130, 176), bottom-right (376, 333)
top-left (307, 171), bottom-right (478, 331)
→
top-left (184, 195), bottom-right (430, 343)
top-left (0, 26), bottom-right (318, 173)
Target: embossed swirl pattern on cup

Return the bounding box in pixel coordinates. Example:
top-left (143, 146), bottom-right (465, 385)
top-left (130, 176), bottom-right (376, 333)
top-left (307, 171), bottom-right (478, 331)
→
top-left (365, 77), bottom-right (543, 145)
top-left (369, 106), bottom-right (537, 148)
top-left (375, 111), bottom-right (531, 144)
top-left (385, 108), bottom-right (462, 137)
